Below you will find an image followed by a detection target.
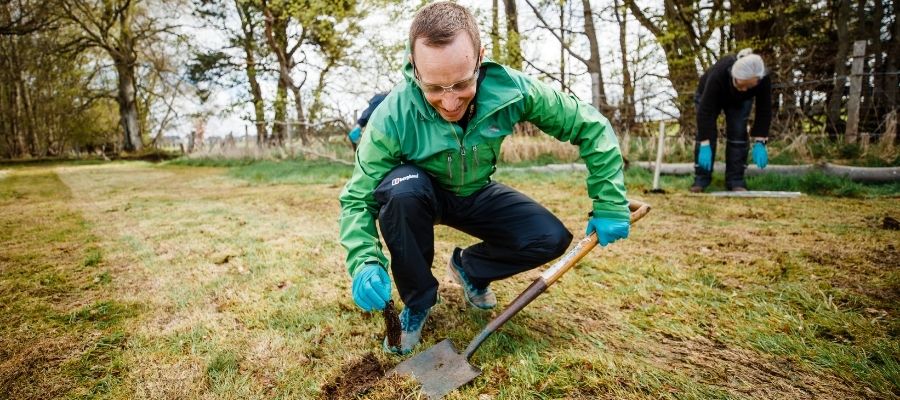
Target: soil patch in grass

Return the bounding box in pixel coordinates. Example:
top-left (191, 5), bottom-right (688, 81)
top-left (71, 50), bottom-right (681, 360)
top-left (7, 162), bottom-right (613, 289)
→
top-left (319, 352), bottom-right (389, 399)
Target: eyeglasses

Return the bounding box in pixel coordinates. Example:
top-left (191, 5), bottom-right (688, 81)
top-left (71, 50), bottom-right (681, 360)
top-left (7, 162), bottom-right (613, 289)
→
top-left (412, 57), bottom-right (481, 95)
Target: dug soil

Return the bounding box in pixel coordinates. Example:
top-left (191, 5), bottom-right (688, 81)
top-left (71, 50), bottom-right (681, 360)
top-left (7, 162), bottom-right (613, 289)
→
top-left (319, 353), bottom-right (388, 399)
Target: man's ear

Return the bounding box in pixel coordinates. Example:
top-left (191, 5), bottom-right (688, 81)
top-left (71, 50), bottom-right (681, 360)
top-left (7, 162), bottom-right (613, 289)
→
top-left (479, 46), bottom-right (485, 60)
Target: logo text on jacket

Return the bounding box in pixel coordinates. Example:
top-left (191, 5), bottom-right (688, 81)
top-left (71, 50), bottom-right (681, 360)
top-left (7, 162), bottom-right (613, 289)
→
top-left (392, 174), bottom-right (419, 186)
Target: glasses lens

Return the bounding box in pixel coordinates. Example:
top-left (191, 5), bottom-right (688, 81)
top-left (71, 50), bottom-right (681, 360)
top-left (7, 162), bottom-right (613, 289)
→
top-left (452, 75), bottom-right (477, 91)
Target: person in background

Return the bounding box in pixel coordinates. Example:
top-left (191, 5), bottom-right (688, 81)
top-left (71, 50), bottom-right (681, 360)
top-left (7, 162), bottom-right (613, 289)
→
top-left (690, 48), bottom-right (771, 193)
top-left (339, 2), bottom-right (630, 355)
top-left (348, 92), bottom-right (388, 151)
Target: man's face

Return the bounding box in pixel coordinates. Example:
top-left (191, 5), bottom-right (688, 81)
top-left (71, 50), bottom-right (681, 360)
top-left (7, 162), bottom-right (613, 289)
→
top-left (411, 33), bottom-right (484, 122)
top-left (732, 77), bottom-right (759, 92)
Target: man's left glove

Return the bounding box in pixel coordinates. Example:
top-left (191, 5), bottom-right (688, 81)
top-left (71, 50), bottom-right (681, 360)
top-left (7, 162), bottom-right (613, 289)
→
top-left (752, 140), bottom-right (768, 169)
top-left (351, 262), bottom-right (391, 312)
top-left (585, 217), bottom-right (630, 246)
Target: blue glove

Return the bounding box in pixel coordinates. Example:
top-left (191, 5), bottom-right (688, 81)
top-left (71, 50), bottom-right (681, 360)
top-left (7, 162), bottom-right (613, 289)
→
top-left (697, 143), bottom-right (712, 171)
top-left (585, 217), bottom-right (630, 246)
top-left (351, 262), bottom-right (391, 312)
top-left (752, 141), bottom-right (768, 169)
top-left (348, 126), bottom-right (362, 144)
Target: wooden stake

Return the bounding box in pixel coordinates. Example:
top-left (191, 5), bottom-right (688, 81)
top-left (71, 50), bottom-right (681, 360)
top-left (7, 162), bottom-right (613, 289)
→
top-left (884, 110), bottom-right (897, 150)
top-left (652, 121), bottom-right (665, 191)
top-left (846, 40), bottom-right (866, 143)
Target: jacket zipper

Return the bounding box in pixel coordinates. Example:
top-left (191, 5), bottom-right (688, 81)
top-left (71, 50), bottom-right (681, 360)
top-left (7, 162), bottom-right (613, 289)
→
top-left (472, 145), bottom-right (478, 171)
top-left (447, 121), bottom-right (465, 191)
top-left (446, 153), bottom-right (453, 180)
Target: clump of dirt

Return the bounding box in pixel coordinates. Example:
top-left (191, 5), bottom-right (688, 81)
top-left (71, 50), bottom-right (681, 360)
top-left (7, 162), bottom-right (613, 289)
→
top-left (882, 216), bottom-right (899, 230)
top-left (319, 353), bottom-right (388, 399)
top-left (383, 300), bottom-right (401, 349)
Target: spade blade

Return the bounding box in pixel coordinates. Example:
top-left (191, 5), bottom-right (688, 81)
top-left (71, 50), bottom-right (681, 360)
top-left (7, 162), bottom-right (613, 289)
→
top-left (388, 339), bottom-right (481, 399)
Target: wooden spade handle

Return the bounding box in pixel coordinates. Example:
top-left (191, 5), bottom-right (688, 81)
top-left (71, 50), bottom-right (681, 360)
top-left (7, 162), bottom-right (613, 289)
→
top-left (540, 200), bottom-right (650, 285)
top-left (462, 200), bottom-right (651, 359)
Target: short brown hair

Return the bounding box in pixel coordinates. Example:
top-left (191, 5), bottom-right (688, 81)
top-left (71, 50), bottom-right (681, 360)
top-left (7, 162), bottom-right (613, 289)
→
top-left (409, 1), bottom-right (481, 58)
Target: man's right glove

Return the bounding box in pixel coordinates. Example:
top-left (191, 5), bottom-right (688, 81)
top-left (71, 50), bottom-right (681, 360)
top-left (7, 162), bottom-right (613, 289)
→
top-left (697, 143), bottom-right (713, 171)
top-left (585, 217), bottom-right (630, 246)
top-left (351, 262), bottom-right (391, 312)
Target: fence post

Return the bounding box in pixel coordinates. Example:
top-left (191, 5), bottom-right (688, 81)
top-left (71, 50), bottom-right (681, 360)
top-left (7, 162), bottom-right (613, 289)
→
top-left (652, 121), bottom-right (666, 191)
top-left (884, 110), bottom-right (897, 150)
top-left (845, 40), bottom-right (866, 143)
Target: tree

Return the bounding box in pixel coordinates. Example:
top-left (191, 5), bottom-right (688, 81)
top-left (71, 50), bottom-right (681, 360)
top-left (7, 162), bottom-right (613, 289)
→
top-left (612, 0), bottom-right (635, 132)
top-left (524, 0), bottom-right (610, 113)
top-left (504, 0), bottom-right (523, 69)
top-left (60, 0), bottom-right (179, 152)
top-left (624, 0), bottom-right (725, 133)
top-left (259, 0), bottom-right (366, 146)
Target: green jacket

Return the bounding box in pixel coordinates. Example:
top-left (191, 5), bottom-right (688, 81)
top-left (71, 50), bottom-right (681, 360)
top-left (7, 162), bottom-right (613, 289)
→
top-left (339, 60), bottom-right (628, 277)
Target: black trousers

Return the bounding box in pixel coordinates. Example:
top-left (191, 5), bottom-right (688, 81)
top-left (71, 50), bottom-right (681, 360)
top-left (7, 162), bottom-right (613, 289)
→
top-left (374, 164), bottom-right (573, 312)
top-left (693, 99), bottom-right (753, 190)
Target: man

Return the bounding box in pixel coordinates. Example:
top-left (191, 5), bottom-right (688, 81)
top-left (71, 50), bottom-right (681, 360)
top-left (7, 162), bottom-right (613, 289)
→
top-left (348, 92), bottom-right (388, 151)
top-left (339, 1), bottom-right (629, 355)
top-left (691, 48), bottom-right (771, 193)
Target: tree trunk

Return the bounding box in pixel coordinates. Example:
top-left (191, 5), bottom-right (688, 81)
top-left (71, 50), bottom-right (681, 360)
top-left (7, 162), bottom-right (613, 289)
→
top-left (115, 59), bottom-right (142, 152)
top-left (235, 0), bottom-right (267, 147)
top-left (491, 0), bottom-right (502, 61)
top-left (826, 0), bottom-right (851, 140)
top-left (503, 0), bottom-right (522, 70)
top-left (882, 0), bottom-right (899, 123)
top-left (274, 83), bottom-right (287, 146)
top-left (261, 1), bottom-right (310, 146)
top-left (559, 1), bottom-right (566, 93)
top-left (612, 0), bottom-right (634, 132)
top-left (581, 0), bottom-right (607, 112)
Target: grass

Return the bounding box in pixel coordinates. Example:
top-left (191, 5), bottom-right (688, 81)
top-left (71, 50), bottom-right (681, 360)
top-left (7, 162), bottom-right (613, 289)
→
top-left (0, 170), bottom-right (140, 398)
top-left (1, 160), bottom-right (898, 399)
top-left (618, 166), bottom-right (900, 197)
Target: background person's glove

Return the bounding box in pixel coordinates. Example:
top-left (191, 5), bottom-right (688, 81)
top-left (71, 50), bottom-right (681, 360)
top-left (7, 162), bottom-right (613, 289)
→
top-left (697, 143), bottom-right (712, 171)
top-left (351, 262), bottom-right (391, 312)
top-left (348, 126), bottom-right (362, 144)
top-left (585, 217), bottom-right (630, 246)
top-left (752, 140), bottom-right (768, 169)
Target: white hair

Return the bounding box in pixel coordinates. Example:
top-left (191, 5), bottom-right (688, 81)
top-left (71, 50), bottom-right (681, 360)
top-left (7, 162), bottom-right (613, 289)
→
top-left (731, 48), bottom-right (766, 80)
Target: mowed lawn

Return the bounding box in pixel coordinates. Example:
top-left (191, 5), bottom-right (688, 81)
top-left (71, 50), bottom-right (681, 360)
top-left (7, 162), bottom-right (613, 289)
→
top-left (0, 161), bottom-right (897, 399)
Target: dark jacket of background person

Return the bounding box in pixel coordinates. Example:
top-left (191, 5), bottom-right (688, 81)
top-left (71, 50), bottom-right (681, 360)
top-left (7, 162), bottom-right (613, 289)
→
top-left (696, 55), bottom-right (772, 141)
top-left (357, 92), bottom-right (389, 128)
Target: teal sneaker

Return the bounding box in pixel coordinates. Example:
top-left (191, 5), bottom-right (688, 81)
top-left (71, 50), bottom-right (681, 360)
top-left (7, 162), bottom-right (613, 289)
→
top-left (447, 248), bottom-right (497, 310)
top-left (383, 306), bottom-right (430, 355)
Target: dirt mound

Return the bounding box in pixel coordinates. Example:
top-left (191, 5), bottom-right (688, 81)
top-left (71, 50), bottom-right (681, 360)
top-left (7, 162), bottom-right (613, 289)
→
top-left (319, 353), bottom-right (388, 399)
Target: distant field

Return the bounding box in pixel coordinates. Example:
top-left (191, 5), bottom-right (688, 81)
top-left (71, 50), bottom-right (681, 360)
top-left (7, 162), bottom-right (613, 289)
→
top-left (1, 161), bottom-right (897, 399)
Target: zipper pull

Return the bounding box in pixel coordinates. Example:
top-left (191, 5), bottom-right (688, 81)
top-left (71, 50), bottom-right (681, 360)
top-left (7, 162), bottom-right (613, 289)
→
top-left (472, 145), bottom-right (478, 170)
top-left (447, 153), bottom-right (453, 179)
top-left (460, 145), bottom-right (467, 173)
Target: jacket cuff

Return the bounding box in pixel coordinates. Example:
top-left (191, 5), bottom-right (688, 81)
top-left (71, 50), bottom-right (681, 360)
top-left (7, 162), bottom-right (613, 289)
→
top-left (592, 201), bottom-right (630, 221)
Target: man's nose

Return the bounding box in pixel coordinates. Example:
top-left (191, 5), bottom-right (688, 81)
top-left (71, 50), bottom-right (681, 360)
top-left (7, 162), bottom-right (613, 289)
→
top-left (441, 92), bottom-right (462, 110)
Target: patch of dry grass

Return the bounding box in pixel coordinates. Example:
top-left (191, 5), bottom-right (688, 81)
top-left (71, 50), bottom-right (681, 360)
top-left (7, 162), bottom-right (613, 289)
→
top-left (499, 134), bottom-right (581, 164)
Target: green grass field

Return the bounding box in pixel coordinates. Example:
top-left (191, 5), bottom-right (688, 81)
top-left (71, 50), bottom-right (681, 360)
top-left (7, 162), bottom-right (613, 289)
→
top-left (1, 160), bottom-right (897, 399)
